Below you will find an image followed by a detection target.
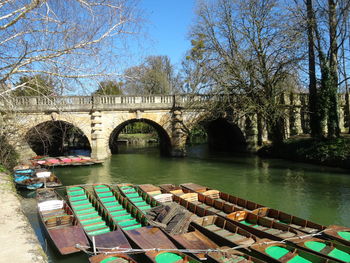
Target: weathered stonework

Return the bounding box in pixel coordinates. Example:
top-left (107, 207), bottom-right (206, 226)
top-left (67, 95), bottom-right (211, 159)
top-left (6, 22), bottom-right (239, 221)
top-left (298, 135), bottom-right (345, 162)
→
top-left (3, 94), bottom-right (348, 160)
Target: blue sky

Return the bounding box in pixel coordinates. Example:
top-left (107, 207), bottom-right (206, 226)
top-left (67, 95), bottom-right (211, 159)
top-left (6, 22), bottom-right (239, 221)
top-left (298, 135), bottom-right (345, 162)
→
top-left (135, 0), bottom-right (196, 69)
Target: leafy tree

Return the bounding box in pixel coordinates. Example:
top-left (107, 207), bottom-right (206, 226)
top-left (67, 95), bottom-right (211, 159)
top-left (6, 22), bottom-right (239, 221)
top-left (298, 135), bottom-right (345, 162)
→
top-left (94, 80), bottom-right (123, 95)
top-left (12, 75), bottom-right (56, 96)
top-left (124, 56), bottom-right (180, 94)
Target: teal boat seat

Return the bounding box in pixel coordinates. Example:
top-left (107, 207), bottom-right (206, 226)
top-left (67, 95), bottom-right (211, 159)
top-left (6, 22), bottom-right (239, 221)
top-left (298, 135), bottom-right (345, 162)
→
top-left (88, 228), bottom-right (110, 236)
top-left (123, 224), bottom-right (142, 231)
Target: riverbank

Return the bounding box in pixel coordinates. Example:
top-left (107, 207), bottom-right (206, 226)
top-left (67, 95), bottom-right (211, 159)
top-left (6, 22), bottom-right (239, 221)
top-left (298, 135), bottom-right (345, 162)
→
top-left (0, 171), bottom-right (47, 263)
top-left (258, 137), bottom-right (350, 169)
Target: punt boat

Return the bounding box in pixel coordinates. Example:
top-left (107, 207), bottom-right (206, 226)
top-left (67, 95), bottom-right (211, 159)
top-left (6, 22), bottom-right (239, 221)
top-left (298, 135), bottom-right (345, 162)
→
top-left (292, 237), bottom-right (350, 262)
top-left (36, 188), bottom-right (89, 255)
top-left (139, 184), bottom-right (339, 263)
top-left (92, 184), bottom-right (199, 263)
top-left (254, 239), bottom-right (338, 263)
top-left (179, 183), bottom-right (350, 246)
top-left (66, 186), bottom-right (132, 253)
top-left (89, 253), bottom-right (137, 263)
top-left (118, 186), bottom-right (216, 261)
top-left (15, 169), bottom-right (62, 190)
top-left (156, 185), bottom-right (308, 243)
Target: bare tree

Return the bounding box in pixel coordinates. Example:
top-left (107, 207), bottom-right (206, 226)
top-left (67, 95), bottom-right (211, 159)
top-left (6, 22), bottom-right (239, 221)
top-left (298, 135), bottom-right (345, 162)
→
top-left (124, 55), bottom-right (180, 94)
top-left (185, 0), bottom-right (303, 144)
top-left (0, 0), bottom-right (141, 98)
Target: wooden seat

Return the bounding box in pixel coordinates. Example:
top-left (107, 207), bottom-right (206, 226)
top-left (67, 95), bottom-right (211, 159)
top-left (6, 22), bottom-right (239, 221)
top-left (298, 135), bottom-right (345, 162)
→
top-left (45, 217), bottom-right (57, 228)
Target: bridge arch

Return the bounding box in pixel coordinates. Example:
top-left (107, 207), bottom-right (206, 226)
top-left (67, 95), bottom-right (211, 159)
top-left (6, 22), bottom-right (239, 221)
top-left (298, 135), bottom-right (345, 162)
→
top-left (25, 120), bottom-right (91, 156)
top-left (185, 116), bottom-right (248, 152)
top-left (108, 118), bottom-right (172, 155)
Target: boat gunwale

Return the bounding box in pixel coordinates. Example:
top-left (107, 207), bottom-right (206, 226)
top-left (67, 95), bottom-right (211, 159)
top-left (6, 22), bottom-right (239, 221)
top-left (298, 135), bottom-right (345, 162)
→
top-left (36, 188), bottom-right (89, 255)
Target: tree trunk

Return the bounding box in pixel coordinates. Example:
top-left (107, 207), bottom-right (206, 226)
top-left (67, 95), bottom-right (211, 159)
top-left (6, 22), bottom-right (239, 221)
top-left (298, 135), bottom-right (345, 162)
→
top-left (327, 0), bottom-right (340, 137)
top-left (306, 0), bottom-right (323, 138)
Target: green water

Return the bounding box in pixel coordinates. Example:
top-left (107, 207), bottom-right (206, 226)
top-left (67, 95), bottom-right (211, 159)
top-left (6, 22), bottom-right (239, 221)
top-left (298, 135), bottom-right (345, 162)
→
top-left (20, 144), bottom-right (350, 262)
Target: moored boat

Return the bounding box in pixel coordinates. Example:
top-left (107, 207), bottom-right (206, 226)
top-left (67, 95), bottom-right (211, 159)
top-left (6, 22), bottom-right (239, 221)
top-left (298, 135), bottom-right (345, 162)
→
top-left (124, 226), bottom-right (201, 263)
top-left (66, 186), bottom-right (132, 253)
top-left (36, 188), bottom-right (89, 255)
top-left (31, 155), bottom-right (103, 167)
top-left (253, 239), bottom-right (339, 263)
top-left (89, 253), bottom-right (137, 263)
top-left (291, 237), bottom-right (350, 262)
top-left (92, 184), bottom-right (148, 231)
top-left (15, 168), bottom-right (62, 190)
top-left (324, 225), bottom-right (350, 247)
top-left (139, 184), bottom-right (346, 263)
top-left (179, 183), bottom-right (350, 247)
top-left (92, 184), bottom-right (200, 263)
top-left (137, 184), bottom-right (270, 262)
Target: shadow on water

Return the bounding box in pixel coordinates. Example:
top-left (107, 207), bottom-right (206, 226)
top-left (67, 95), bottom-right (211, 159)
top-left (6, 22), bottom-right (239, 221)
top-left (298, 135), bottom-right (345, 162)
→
top-left (19, 143), bottom-right (350, 263)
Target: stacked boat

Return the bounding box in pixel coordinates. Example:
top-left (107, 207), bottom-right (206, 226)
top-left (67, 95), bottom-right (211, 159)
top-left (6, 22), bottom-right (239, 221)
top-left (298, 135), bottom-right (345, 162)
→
top-left (13, 166), bottom-right (62, 190)
top-left (30, 155), bottom-right (103, 167)
top-left (35, 183), bottom-right (350, 263)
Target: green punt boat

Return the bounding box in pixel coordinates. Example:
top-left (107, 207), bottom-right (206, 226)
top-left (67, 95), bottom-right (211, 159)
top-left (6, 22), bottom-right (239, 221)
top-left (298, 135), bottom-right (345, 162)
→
top-left (66, 186), bottom-right (131, 253)
top-left (254, 239), bottom-right (339, 263)
top-left (117, 183), bottom-right (160, 212)
top-left (92, 184), bottom-right (147, 231)
top-left (92, 184), bottom-right (200, 263)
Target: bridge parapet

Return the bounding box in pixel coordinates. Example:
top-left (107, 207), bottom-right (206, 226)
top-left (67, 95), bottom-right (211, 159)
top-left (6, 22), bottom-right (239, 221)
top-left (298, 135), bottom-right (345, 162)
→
top-left (2, 94), bottom-right (217, 112)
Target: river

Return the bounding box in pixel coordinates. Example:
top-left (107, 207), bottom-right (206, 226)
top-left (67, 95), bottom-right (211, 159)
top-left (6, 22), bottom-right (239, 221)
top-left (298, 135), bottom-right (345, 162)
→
top-left (19, 144), bottom-right (350, 262)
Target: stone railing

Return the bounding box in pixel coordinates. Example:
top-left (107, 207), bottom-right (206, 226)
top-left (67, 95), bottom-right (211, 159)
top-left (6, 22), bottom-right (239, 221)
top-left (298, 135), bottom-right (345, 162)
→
top-left (2, 93), bottom-right (343, 113)
top-left (0, 94), bottom-right (215, 112)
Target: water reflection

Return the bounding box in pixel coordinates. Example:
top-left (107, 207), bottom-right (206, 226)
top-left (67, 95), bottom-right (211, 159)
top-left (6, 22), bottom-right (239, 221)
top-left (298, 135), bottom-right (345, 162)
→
top-left (19, 144), bottom-right (350, 263)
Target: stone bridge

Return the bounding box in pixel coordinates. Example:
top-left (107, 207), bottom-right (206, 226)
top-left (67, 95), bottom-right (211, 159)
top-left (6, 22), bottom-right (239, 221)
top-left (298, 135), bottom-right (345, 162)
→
top-left (2, 94), bottom-right (348, 160)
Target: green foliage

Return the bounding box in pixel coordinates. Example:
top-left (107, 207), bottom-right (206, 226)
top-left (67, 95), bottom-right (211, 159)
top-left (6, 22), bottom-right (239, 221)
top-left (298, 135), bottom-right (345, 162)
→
top-left (94, 80), bottom-right (123, 95)
top-left (188, 126), bottom-right (207, 144)
top-left (259, 137), bottom-right (350, 169)
top-left (121, 122), bottom-right (155, 134)
top-left (13, 75), bottom-right (56, 96)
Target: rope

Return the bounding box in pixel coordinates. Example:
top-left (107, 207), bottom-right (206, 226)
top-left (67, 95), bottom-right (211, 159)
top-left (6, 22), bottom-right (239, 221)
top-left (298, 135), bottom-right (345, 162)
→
top-left (74, 228), bottom-right (328, 256)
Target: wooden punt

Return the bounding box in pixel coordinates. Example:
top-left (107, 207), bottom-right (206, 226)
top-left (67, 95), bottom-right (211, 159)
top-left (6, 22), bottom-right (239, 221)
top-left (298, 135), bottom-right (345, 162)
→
top-left (89, 253), bottom-right (137, 263)
top-left (125, 226), bottom-right (201, 263)
top-left (66, 186), bottom-right (132, 253)
top-left (225, 210), bottom-right (307, 242)
top-left (253, 239), bottom-right (338, 263)
top-left (138, 184), bottom-right (271, 262)
top-left (92, 184), bottom-right (149, 232)
top-left (92, 184), bottom-right (198, 262)
top-left (15, 169), bottom-right (62, 190)
top-left (324, 225), bottom-right (350, 247)
top-left (179, 183), bottom-right (327, 234)
top-left (291, 237), bottom-right (350, 262)
top-left (36, 188), bottom-right (89, 255)
top-left (180, 183), bottom-right (350, 246)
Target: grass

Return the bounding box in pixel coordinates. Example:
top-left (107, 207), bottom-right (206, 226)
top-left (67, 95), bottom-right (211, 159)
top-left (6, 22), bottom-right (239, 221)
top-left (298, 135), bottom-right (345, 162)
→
top-left (258, 137), bottom-right (350, 169)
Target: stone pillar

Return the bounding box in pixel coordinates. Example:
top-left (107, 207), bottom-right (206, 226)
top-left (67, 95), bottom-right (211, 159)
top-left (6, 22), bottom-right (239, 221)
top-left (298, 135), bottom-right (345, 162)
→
top-left (281, 93), bottom-right (290, 139)
top-left (90, 110), bottom-right (109, 160)
top-left (170, 109), bottom-right (187, 157)
top-left (289, 93), bottom-right (302, 136)
top-left (244, 114), bottom-right (258, 152)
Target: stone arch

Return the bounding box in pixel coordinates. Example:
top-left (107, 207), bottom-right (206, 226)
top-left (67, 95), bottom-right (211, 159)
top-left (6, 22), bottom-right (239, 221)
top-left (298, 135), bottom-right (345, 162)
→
top-left (184, 113), bottom-right (249, 152)
top-left (25, 120), bottom-right (91, 156)
top-left (108, 118), bottom-right (172, 155)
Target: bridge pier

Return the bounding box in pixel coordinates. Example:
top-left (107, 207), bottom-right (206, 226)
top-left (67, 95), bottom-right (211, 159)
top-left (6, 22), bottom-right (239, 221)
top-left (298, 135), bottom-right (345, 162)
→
top-left (170, 109), bottom-right (187, 157)
top-left (90, 110), bottom-right (110, 160)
